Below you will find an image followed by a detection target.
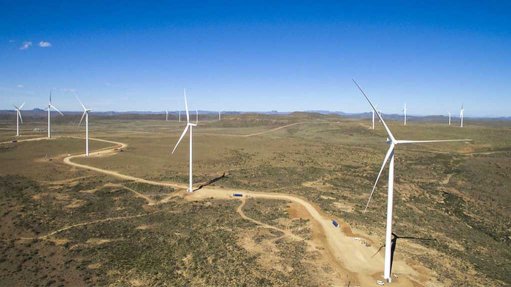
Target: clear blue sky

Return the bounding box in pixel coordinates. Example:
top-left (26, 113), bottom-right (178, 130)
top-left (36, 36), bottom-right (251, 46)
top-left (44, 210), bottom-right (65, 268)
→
top-left (1, 1), bottom-right (510, 116)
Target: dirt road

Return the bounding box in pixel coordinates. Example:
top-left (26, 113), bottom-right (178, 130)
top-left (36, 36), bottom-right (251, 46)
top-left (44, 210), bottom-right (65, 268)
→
top-left (62, 137), bottom-right (186, 190)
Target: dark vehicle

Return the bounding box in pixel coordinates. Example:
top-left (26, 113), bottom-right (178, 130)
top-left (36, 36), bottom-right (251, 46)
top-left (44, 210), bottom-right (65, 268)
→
top-left (332, 220), bottom-right (339, 228)
top-left (232, 193), bottom-right (243, 197)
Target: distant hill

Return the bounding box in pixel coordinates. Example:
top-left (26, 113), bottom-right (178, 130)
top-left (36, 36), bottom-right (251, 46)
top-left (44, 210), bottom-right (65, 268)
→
top-left (0, 109), bottom-right (509, 121)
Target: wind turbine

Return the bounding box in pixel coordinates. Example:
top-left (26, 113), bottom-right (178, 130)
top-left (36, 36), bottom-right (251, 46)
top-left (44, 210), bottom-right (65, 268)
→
top-left (178, 110), bottom-right (181, 122)
top-left (13, 102), bottom-right (25, 137)
top-left (76, 97), bottom-right (91, 156)
top-left (165, 110), bottom-right (169, 121)
top-left (218, 111), bottom-right (222, 121)
top-left (353, 79), bottom-right (470, 283)
top-left (47, 90), bottom-right (64, 138)
top-left (448, 112), bottom-right (451, 126)
top-left (460, 105), bottom-right (464, 128)
top-left (403, 103), bottom-right (407, 126)
top-left (171, 89), bottom-right (197, 193)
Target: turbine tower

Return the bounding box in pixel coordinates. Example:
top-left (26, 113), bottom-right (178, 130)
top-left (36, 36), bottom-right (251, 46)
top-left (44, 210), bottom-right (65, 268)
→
top-left (448, 112), bottom-right (451, 126)
top-left (371, 110), bottom-right (375, 129)
top-left (353, 79), bottom-right (470, 283)
top-left (460, 105), bottom-right (464, 128)
top-left (165, 110), bottom-right (169, 121)
top-left (403, 103), bottom-right (407, 126)
top-left (77, 97), bottom-right (91, 157)
top-left (172, 89), bottom-right (197, 193)
top-left (13, 102), bottom-right (25, 137)
top-left (178, 111), bottom-right (181, 122)
top-left (47, 90), bottom-right (64, 138)
top-left (218, 111), bottom-right (222, 121)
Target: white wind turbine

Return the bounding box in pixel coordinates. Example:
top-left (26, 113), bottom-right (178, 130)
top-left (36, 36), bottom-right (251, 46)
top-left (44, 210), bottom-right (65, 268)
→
top-left (165, 110), bottom-right (169, 121)
top-left (460, 105), bottom-right (464, 128)
top-left (218, 111), bottom-right (222, 121)
top-left (172, 89), bottom-right (197, 193)
top-left (13, 102), bottom-right (25, 137)
top-left (403, 103), bottom-right (407, 126)
top-left (448, 112), bottom-right (451, 126)
top-left (76, 97), bottom-right (91, 156)
top-left (353, 80), bottom-right (471, 283)
top-left (47, 90), bottom-right (64, 138)
top-left (178, 110), bottom-right (181, 122)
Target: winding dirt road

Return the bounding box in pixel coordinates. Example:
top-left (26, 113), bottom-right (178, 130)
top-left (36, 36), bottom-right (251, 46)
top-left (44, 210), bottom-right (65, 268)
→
top-left (62, 137), bottom-right (186, 189)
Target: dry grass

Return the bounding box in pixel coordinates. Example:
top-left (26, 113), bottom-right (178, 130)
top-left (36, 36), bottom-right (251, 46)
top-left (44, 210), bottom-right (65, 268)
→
top-left (0, 114), bottom-right (510, 286)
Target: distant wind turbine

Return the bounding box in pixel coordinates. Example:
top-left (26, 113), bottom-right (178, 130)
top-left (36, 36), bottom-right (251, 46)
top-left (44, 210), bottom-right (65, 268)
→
top-left (448, 112), bottom-right (451, 126)
top-left (165, 110), bottom-right (169, 121)
top-left (353, 79), bottom-right (471, 283)
top-left (13, 102), bottom-right (25, 137)
top-left (403, 103), bottom-right (407, 126)
top-left (47, 90), bottom-right (64, 138)
top-left (371, 110), bottom-right (375, 129)
top-left (76, 96), bottom-right (91, 156)
top-left (460, 105), bottom-right (464, 128)
top-left (172, 89), bottom-right (197, 193)
top-left (218, 111), bottom-right (221, 121)
top-left (178, 111), bottom-right (181, 122)
top-left (376, 105), bottom-right (382, 122)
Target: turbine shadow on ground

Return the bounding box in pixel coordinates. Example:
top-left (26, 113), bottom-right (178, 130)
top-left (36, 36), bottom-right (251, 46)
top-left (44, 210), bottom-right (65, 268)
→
top-left (193, 172), bottom-right (228, 191)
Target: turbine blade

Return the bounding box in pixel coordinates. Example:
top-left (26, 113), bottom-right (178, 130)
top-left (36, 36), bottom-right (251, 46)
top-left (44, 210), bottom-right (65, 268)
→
top-left (78, 111), bottom-right (86, 126)
top-left (364, 144), bottom-right (394, 212)
top-left (18, 111), bottom-right (23, 123)
top-left (184, 89), bottom-right (190, 123)
top-left (396, 139), bottom-right (472, 144)
top-left (75, 96), bottom-right (86, 111)
top-left (172, 125), bottom-right (190, 154)
top-left (19, 102), bottom-right (25, 110)
top-left (50, 104), bottom-right (64, 116)
top-left (352, 79), bottom-right (396, 142)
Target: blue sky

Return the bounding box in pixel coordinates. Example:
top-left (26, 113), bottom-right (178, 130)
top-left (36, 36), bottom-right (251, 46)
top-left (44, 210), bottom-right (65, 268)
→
top-left (0, 1), bottom-right (510, 116)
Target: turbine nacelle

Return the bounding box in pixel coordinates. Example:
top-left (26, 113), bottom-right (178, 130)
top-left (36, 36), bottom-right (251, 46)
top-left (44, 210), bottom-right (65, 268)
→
top-left (76, 96), bottom-right (91, 126)
top-left (14, 102), bottom-right (25, 123)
